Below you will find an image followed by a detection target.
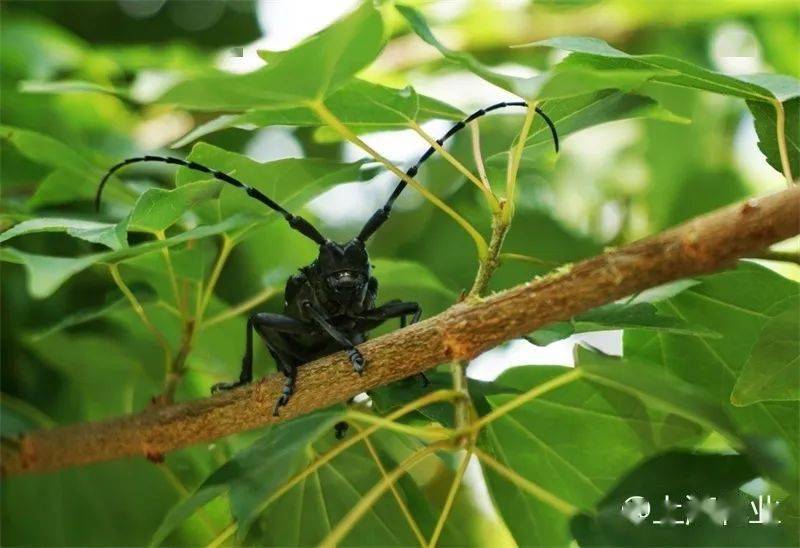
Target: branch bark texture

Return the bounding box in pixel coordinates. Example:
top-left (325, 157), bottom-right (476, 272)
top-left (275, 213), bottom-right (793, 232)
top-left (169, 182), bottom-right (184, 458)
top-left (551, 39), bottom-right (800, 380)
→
top-left (3, 186), bottom-right (799, 476)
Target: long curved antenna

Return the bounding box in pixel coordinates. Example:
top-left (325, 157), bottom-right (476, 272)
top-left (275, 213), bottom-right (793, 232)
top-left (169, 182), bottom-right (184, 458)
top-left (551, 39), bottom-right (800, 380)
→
top-left (96, 155), bottom-right (327, 245)
top-left (358, 102), bottom-right (559, 242)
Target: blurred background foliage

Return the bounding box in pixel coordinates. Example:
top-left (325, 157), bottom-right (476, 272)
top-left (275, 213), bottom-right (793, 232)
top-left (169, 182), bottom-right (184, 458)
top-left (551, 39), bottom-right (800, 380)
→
top-left (1, 0), bottom-right (798, 546)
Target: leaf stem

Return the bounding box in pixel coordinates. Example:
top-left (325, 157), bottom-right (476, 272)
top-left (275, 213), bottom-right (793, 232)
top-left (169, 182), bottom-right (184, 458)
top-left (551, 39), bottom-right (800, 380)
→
top-left (108, 263), bottom-right (172, 372)
top-left (319, 444), bottom-right (442, 548)
top-left (224, 390), bottom-right (461, 541)
top-left (345, 410), bottom-right (451, 441)
top-left (467, 369), bottom-right (582, 432)
top-left (499, 252), bottom-right (557, 267)
top-left (473, 446), bottom-right (577, 515)
top-left (201, 285), bottom-right (280, 330)
top-left (773, 99), bottom-right (795, 186)
top-left (470, 121), bottom-right (491, 191)
top-left (311, 101), bottom-right (488, 260)
top-left (198, 235), bottom-right (234, 322)
top-left (205, 523), bottom-right (235, 548)
top-left (503, 104), bottom-right (537, 223)
top-left (356, 426), bottom-right (427, 547)
top-left (155, 230), bottom-right (184, 313)
top-left (427, 446), bottom-right (472, 547)
top-left (409, 121), bottom-right (499, 213)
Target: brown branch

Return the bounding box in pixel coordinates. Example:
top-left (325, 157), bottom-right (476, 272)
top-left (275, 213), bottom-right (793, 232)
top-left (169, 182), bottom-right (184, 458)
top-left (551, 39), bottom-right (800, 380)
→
top-left (3, 187), bottom-right (799, 476)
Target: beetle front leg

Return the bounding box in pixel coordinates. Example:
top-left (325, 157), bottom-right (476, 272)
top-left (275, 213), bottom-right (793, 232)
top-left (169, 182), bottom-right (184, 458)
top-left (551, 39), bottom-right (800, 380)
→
top-left (303, 302), bottom-right (365, 375)
top-left (272, 365), bottom-right (297, 416)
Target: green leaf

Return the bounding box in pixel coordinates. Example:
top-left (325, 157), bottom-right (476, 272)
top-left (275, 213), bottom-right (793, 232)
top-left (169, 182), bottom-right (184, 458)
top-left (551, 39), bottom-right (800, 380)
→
top-left (732, 295), bottom-right (800, 406)
top-left (576, 347), bottom-right (740, 442)
top-left (624, 262), bottom-right (800, 454)
top-left (0, 215), bottom-right (252, 298)
top-left (20, 79), bottom-right (128, 99)
top-left (177, 143), bottom-right (367, 224)
top-left (127, 179), bottom-right (222, 233)
top-left (570, 452), bottom-right (788, 547)
top-left (487, 90), bottom-right (688, 167)
top-left (397, 6), bottom-right (671, 101)
top-left (151, 412), bottom-right (341, 545)
top-left (526, 36), bottom-right (778, 101)
top-left (525, 38), bottom-right (800, 177)
top-left (528, 301), bottom-right (719, 346)
top-left (172, 79), bottom-right (463, 147)
top-left (0, 124), bottom-right (95, 172)
top-left (371, 258), bottom-right (456, 299)
top-left (0, 125), bottom-right (121, 208)
top-left (740, 73), bottom-right (799, 178)
top-left (478, 364), bottom-right (696, 546)
top-left (159, 3), bottom-right (384, 110)
top-left (748, 96), bottom-right (799, 177)
top-left (29, 286), bottom-right (156, 342)
top-left (0, 217), bottom-right (127, 250)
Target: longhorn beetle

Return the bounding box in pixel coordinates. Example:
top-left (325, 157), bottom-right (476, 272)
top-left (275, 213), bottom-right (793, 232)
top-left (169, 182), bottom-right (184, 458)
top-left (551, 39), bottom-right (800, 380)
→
top-left (97, 101), bottom-right (558, 418)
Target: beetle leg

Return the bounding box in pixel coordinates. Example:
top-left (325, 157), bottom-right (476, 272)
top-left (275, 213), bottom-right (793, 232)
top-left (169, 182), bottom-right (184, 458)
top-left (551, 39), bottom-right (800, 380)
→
top-left (356, 301), bottom-right (421, 332)
top-left (356, 301), bottom-right (427, 386)
top-left (272, 365), bottom-right (297, 416)
top-left (212, 313), bottom-right (310, 415)
top-left (302, 302), bottom-right (366, 375)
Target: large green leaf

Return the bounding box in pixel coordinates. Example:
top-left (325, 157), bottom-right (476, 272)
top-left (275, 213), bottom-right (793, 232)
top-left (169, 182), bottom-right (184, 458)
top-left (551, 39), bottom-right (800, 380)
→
top-left (172, 79), bottom-right (463, 147)
top-left (176, 143), bottom-right (367, 224)
top-left (570, 452), bottom-right (792, 547)
top-left (0, 125), bottom-right (108, 208)
top-left (30, 286), bottom-right (156, 342)
top-left (126, 180), bottom-right (222, 233)
top-left (0, 215), bottom-right (251, 298)
top-left (151, 412), bottom-right (341, 545)
top-left (526, 37), bottom-right (800, 176)
top-left (624, 262), bottom-right (800, 454)
top-left (487, 89), bottom-right (687, 167)
top-left (576, 348), bottom-right (740, 442)
top-left (153, 411), bottom-right (458, 546)
top-left (397, 5), bottom-right (668, 101)
top-left (0, 216), bottom-right (127, 250)
top-left (159, 3), bottom-right (384, 110)
top-left (478, 364), bottom-right (699, 546)
top-left (370, 258), bottom-right (456, 299)
top-left (732, 295), bottom-right (800, 406)
top-left (526, 36), bottom-right (780, 101)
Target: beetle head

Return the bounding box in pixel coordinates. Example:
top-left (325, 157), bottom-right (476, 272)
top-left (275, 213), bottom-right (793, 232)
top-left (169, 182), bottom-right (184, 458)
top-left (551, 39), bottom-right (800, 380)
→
top-left (315, 239), bottom-right (370, 302)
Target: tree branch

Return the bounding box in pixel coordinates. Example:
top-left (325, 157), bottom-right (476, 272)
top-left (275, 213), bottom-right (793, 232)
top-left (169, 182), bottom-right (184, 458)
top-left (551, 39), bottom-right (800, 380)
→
top-left (3, 186), bottom-right (799, 476)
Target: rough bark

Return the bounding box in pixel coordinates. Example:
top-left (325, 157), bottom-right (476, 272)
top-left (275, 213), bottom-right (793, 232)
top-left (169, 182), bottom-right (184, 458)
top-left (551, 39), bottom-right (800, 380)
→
top-left (3, 186), bottom-right (799, 476)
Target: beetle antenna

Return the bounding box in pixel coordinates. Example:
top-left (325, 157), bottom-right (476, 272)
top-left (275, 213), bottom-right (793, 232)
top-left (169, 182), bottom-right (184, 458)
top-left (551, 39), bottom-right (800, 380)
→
top-left (358, 101), bottom-right (559, 242)
top-left (96, 155), bottom-right (327, 245)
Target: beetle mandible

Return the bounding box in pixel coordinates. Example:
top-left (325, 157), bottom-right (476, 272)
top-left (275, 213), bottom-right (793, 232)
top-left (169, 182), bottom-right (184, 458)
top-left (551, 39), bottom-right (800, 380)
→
top-left (96, 101), bottom-right (559, 417)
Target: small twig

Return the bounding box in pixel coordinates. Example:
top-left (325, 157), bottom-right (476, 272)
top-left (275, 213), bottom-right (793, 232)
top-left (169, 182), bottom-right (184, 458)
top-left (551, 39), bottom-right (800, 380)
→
top-left (470, 121), bottom-right (491, 191)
